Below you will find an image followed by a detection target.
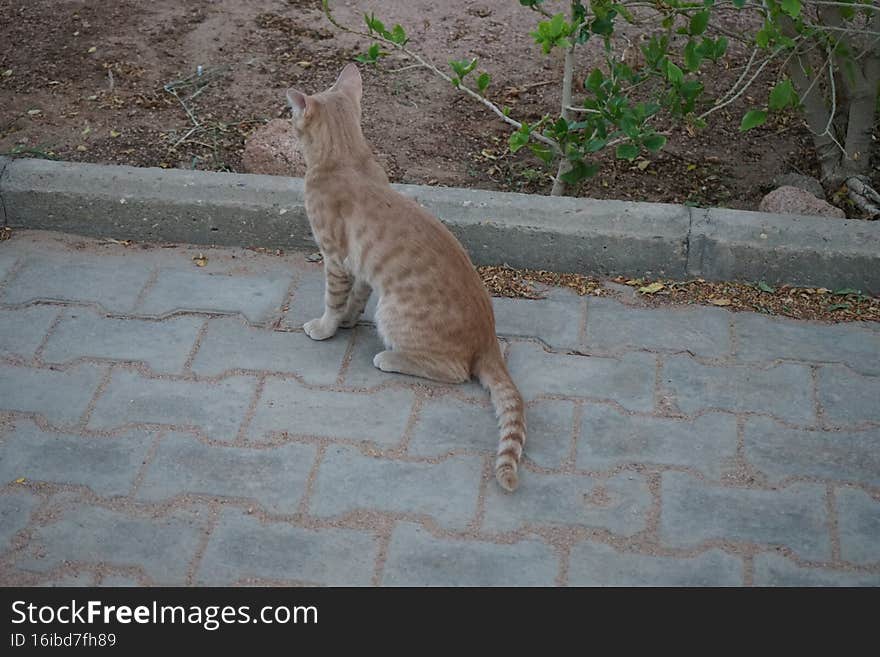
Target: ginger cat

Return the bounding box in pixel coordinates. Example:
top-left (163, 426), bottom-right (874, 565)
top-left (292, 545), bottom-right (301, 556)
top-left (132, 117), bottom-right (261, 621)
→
top-left (287, 63), bottom-right (526, 491)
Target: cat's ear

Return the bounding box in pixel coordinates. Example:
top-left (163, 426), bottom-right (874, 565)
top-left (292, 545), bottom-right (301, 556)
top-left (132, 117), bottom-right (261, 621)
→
top-left (286, 89), bottom-right (313, 120)
top-left (332, 63), bottom-right (362, 101)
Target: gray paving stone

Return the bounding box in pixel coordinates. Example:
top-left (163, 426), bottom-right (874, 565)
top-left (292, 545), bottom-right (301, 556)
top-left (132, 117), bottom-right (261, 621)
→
top-left (0, 305), bottom-right (58, 359)
top-left (137, 268), bottom-right (292, 324)
top-left (284, 269), bottom-right (325, 328)
top-left (251, 378), bottom-right (414, 446)
top-left (0, 421), bottom-right (153, 496)
top-left (483, 471), bottom-right (651, 536)
top-left (41, 310), bottom-right (203, 373)
top-left (88, 370), bottom-right (256, 440)
top-left (735, 313), bottom-right (880, 375)
top-left (341, 326), bottom-right (485, 396)
top-left (0, 250), bottom-right (19, 281)
top-left (382, 522), bottom-right (559, 586)
top-left (585, 297), bottom-right (731, 358)
top-left (837, 488), bottom-right (880, 565)
top-left (662, 356), bottom-right (815, 424)
top-left (568, 542), bottom-right (743, 586)
top-left (98, 575), bottom-right (143, 587)
top-left (578, 405), bottom-right (737, 478)
top-left (491, 291), bottom-right (583, 349)
top-left (753, 553), bottom-right (880, 586)
top-left (660, 472), bottom-right (830, 560)
top-left (198, 508), bottom-right (378, 585)
top-left (309, 446), bottom-right (482, 531)
top-left (744, 416), bottom-right (880, 486)
top-left (0, 489), bottom-right (40, 551)
top-left (16, 504), bottom-right (206, 584)
top-left (506, 342), bottom-right (656, 411)
top-left (409, 398), bottom-right (574, 469)
top-left (0, 363), bottom-right (103, 426)
top-left (0, 255), bottom-right (153, 313)
top-left (191, 316), bottom-right (350, 384)
top-left (818, 366), bottom-right (880, 426)
top-left (136, 432), bottom-right (317, 514)
top-left (41, 572), bottom-right (97, 587)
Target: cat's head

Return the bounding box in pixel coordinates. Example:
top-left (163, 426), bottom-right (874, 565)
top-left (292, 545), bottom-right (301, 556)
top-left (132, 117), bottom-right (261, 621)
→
top-left (285, 63), bottom-right (363, 144)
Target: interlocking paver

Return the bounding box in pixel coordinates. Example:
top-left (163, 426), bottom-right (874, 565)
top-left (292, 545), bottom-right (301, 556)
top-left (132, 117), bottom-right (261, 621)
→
top-left (578, 405), bottom-right (737, 478)
top-left (42, 309), bottom-right (203, 373)
top-left (2, 231), bottom-right (877, 586)
top-left (568, 541), bottom-right (742, 586)
top-left (383, 522), bottom-right (559, 586)
top-left (198, 508), bottom-right (378, 585)
top-left (586, 297), bottom-right (731, 358)
top-left (660, 472), bottom-right (830, 560)
top-left (136, 432), bottom-right (316, 514)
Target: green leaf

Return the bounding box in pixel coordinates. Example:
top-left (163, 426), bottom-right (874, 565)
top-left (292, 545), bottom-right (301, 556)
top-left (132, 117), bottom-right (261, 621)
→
top-left (666, 60), bottom-right (684, 85)
top-left (689, 11), bottom-right (709, 36)
top-left (509, 125), bottom-right (531, 153)
top-left (780, 0), bottom-right (802, 18)
top-left (833, 287), bottom-right (861, 296)
top-left (389, 24), bottom-right (408, 46)
top-left (732, 0), bottom-right (746, 7)
top-left (529, 143), bottom-right (554, 164)
top-left (739, 109), bottom-right (767, 131)
top-left (559, 160), bottom-right (600, 184)
top-left (769, 79), bottom-right (794, 111)
top-left (828, 303), bottom-right (851, 311)
top-left (586, 68), bottom-right (604, 92)
top-left (477, 72), bottom-right (490, 93)
top-left (757, 281), bottom-right (776, 293)
top-left (616, 143), bottom-right (639, 160)
top-left (684, 41), bottom-right (703, 72)
top-left (449, 58), bottom-right (478, 79)
top-left (643, 134), bottom-right (667, 152)
top-left (585, 138), bottom-right (607, 153)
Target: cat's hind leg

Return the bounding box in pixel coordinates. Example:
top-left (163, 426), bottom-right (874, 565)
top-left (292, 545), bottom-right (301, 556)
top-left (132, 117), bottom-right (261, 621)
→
top-left (373, 350), bottom-right (470, 384)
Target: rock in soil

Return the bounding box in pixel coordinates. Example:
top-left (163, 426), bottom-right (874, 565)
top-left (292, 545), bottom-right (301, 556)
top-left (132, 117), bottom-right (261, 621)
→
top-left (759, 185), bottom-right (845, 218)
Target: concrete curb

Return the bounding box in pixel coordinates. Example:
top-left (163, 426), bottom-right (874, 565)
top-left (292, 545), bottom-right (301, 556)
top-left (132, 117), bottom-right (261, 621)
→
top-left (1, 156), bottom-right (878, 290)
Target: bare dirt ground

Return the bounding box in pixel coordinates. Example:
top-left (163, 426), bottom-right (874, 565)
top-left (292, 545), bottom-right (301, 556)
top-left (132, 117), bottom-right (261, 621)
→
top-left (0, 0), bottom-right (859, 212)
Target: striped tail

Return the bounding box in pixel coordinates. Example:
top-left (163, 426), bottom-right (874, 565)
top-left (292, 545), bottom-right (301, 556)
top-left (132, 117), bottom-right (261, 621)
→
top-left (475, 345), bottom-right (526, 492)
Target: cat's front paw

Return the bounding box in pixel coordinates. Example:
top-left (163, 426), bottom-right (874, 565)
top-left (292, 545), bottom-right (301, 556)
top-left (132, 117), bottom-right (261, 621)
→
top-left (303, 317), bottom-right (337, 340)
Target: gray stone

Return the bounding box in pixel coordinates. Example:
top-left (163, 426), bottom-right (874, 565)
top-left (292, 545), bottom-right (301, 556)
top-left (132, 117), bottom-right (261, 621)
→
top-left (819, 366), bottom-right (880, 426)
top-left (0, 254), bottom-right (153, 313)
top-left (491, 291), bottom-right (583, 349)
top-left (689, 207), bottom-right (878, 290)
top-left (97, 574), bottom-right (143, 587)
top-left (585, 297), bottom-right (731, 358)
top-left (578, 406), bottom-right (738, 479)
top-left (0, 249), bottom-right (19, 282)
top-left (191, 316), bottom-right (350, 383)
top-left (837, 488), bottom-right (880, 565)
top-left (662, 356), bottom-right (815, 424)
top-left (744, 416), bottom-right (880, 486)
top-left (735, 313), bottom-right (880, 376)
top-left (309, 445), bottom-right (482, 531)
top-left (137, 268), bottom-right (292, 324)
top-left (660, 472), bottom-right (830, 560)
top-left (283, 269), bottom-right (325, 328)
top-left (0, 421), bottom-right (153, 496)
top-left (568, 542), bottom-right (743, 586)
top-left (341, 326), bottom-right (485, 396)
top-left (382, 522), bottom-right (559, 586)
top-left (759, 186), bottom-right (845, 219)
top-left (0, 489), bottom-right (40, 551)
top-left (17, 504), bottom-right (206, 584)
top-left (41, 572), bottom-right (97, 587)
top-left (88, 370), bottom-right (256, 440)
top-left (506, 342), bottom-right (656, 411)
top-left (136, 432), bottom-right (316, 514)
top-left (482, 471), bottom-right (651, 536)
top-left (42, 310), bottom-right (203, 374)
top-left (198, 508), bottom-right (377, 585)
top-left (753, 553), bottom-right (880, 586)
top-left (409, 397), bottom-right (574, 469)
top-left (771, 173), bottom-right (825, 200)
top-left (0, 362), bottom-right (103, 426)
top-left (0, 305), bottom-right (58, 359)
top-left (250, 378), bottom-right (415, 446)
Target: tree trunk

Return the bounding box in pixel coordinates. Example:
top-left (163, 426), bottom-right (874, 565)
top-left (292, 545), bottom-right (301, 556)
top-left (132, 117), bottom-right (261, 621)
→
top-left (550, 4), bottom-right (577, 197)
